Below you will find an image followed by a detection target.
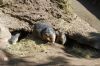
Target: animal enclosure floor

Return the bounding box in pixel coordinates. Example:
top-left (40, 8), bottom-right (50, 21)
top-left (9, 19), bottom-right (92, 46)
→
top-left (71, 0), bottom-right (100, 32)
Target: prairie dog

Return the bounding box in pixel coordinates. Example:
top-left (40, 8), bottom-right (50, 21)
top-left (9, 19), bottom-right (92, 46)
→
top-left (33, 22), bottom-right (56, 43)
top-left (56, 29), bottom-right (67, 44)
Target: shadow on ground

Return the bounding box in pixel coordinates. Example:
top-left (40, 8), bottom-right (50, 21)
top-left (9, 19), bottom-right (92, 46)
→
top-left (36, 57), bottom-right (70, 66)
top-left (64, 32), bottom-right (100, 58)
top-left (1, 56), bottom-right (70, 66)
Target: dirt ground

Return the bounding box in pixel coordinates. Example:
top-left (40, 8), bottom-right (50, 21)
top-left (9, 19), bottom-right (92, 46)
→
top-left (0, 0), bottom-right (100, 66)
top-left (71, 0), bottom-right (100, 32)
top-left (1, 35), bottom-right (100, 66)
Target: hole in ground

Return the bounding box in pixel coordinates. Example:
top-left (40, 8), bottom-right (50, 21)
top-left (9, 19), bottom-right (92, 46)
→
top-left (10, 29), bottom-right (32, 42)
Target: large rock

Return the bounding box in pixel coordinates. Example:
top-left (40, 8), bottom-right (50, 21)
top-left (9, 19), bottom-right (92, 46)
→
top-left (0, 11), bottom-right (31, 31)
top-left (0, 23), bottom-right (11, 49)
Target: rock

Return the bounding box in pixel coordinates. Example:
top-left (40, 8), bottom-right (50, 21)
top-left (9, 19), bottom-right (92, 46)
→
top-left (9, 33), bottom-right (20, 44)
top-left (0, 11), bottom-right (31, 31)
top-left (0, 50), bottom-right (9, 61)
top-left (0, 23), bottom-right (11, 49)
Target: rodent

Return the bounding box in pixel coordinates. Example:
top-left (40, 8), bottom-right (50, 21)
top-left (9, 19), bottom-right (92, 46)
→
top-left (33, 22), bottom-right (67, 44)
top-left (33, 22), bottom-right (56, 43)
top-left (55, 29), bottom-right (67, 45)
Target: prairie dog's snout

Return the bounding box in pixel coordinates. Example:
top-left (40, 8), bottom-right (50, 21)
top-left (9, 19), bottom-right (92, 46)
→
top-left (42, 32), bottom-right (56, 43)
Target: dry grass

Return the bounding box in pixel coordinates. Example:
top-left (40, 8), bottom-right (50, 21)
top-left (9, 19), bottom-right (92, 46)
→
top-left (6, 39), bottom-right (49, 57)
top-left (6, 38), bottom-right (99, 59)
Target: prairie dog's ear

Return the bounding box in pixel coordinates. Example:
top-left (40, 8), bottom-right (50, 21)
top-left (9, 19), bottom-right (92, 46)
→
top-left (53, 28), bottom-right (60, 31)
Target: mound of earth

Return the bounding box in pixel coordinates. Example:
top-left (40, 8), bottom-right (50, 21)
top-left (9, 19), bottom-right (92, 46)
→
top-left (0, 0), bottom-right (100, 49)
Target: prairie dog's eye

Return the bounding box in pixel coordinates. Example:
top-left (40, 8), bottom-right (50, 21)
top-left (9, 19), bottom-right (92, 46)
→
top-left (45, 33), bottom-right (50, 37)
top-left (43, 34), bottom-right (51, 41)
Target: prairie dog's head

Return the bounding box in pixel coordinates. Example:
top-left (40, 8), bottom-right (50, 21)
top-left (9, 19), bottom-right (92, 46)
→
top-left (42, 33), bottom-right (51, 41)
top-left (42, 32), bottom-right (56, 42)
